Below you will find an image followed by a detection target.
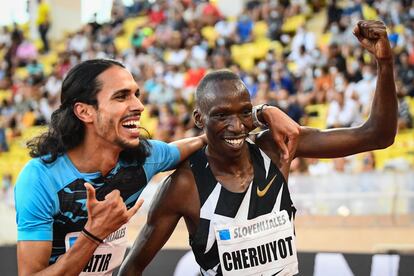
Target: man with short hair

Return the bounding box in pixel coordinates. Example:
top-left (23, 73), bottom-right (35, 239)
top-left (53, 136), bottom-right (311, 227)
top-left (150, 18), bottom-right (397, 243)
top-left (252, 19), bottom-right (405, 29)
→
top-left (119, 20), bottom-right (397, 276)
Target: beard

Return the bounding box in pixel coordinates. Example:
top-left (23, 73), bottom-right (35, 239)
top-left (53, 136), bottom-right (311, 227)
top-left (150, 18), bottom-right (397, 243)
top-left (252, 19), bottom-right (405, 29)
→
top-left (114, 136), bottom-right (140, 150)
top-left (96, 111), bottom-right (150, 164)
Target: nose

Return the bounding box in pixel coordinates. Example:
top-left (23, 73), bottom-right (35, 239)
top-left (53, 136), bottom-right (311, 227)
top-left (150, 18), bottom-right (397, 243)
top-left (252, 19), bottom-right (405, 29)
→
top-left (131, 95), bottom-right (145, 113)
top-left (227, 115), bottom-right (246, 133)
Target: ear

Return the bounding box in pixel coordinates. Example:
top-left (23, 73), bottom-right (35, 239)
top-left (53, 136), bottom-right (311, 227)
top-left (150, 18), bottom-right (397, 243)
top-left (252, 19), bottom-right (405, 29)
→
top-left (193, 109), bottom-right (204, 129)
top-left (73, 102), bottom-right (94, 123)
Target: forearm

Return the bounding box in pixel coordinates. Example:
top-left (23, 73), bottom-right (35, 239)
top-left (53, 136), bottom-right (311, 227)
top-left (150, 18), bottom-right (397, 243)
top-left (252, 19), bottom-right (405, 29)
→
top-left (118, 226), bottom-right (152, 276)
top-left (20, 236), bottom-right (99, 276)
top-left (364, 59), bottom-right (397, 147)
top-left (295, 126), bottom-right (375, 158)
top-left (170, 134), bottom-right (207, 162)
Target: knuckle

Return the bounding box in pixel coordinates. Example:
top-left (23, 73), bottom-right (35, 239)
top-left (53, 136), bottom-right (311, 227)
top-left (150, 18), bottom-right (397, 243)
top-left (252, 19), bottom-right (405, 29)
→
top-left (110, 200), bottom-right (119, 209)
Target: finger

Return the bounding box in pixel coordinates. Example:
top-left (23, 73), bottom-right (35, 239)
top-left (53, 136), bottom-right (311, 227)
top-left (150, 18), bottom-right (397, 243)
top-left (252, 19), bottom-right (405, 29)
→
top-left (352, 22), bottom-right (363, 41)
top-left (104, 189), bottom-right (121, 200)
top-left (287, 136), bottom-right (298, 161)
top-left (353, 27), bottom-right (372, 48)
top-left (274, 133), bottom-right (289, 161)
top-left (126, 198), bottom-right (144, 219)
top-left (85, 182), bottom-right (98, 209)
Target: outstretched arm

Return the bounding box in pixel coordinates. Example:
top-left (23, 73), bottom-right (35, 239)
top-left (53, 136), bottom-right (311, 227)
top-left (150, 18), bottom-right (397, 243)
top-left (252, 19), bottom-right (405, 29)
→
top-left (170, 134), bottom-right (207, 162)
top-left (295, 20), bottom-right (397, 158)
top-left (119, 165), bottom-right (197, 275)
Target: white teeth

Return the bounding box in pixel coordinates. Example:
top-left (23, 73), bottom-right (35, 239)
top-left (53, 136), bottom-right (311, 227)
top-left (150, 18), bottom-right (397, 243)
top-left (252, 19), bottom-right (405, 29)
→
top-left (224, 138), bottom-right (244, 145)
top-left (122, 120), bottom-right (140, 127)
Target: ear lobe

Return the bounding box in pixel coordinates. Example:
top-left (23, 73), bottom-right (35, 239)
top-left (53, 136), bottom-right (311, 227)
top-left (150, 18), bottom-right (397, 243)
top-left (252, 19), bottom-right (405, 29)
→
top-left (193, 109), bottom-right (204, 129)
top-left (73, 103), bottom-right (94, 123)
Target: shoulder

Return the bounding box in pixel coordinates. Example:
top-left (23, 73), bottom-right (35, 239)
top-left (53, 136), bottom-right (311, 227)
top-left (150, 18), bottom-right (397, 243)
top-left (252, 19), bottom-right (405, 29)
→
top-left (146, 140), bottom-right (179, 158)
top-left (15, 155), bottom-right (69, 194)
top-left (149, 161), bottom-right (198, 218)
top-left (17, 158), bottom-right (52, 183)
top-left (147, 139), bottom-right (166, 148)
top-left (168, 161), bottom-right (196, 192)
top-left (154, 161), bottom-right (197, 208)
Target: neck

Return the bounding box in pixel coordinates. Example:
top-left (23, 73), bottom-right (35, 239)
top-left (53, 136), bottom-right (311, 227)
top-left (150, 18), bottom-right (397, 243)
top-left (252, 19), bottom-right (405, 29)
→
top-left (206, 144), bottom-right (253, 192)
top-left (67, 135), bottom-right (122, 176)
top-left (205, 144), bottom-right (251, 174)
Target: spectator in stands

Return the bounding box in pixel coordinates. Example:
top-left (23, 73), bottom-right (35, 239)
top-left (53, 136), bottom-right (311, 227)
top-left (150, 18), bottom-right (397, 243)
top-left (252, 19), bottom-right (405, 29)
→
top-left (0, 26), bottom-right (11, 50)
top-left (326, 90), bottom-right (361, 128)
top-left (325, 0), bottom-right (342, 33)
top-left (354, 64), bottom-right (377, 116)
top-left (36, 0), bottom-right (51, 53)
top-left (396, 81), bottom-right (413, 130)
top-left (15, 39), bottom-right (38, 67)
top-left (0, 115), bottom-right (8, 152)
top-left (397, 51), bottom-right (414, 96)
top-left (236, 11), bottom-right (254, 43)
top-left (290, 24), bottom-right (316, 59)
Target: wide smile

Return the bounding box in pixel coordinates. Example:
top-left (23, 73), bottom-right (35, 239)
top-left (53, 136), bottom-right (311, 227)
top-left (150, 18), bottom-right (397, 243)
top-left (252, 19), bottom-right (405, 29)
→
top-left (121, 118), bottom-right (140, 137)
top-left (223, 136), bottom-right (246, 148)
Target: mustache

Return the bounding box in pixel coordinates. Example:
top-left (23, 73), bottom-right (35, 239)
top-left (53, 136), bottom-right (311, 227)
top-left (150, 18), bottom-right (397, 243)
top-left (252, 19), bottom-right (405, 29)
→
top-left (120, 111), bottom-right (141, 121)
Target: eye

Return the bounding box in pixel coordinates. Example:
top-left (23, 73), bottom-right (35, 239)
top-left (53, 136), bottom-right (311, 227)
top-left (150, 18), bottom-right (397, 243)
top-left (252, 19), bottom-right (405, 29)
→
top-left (243, 109), bottom-right (252, 117)
top-left (114, 94), bottom-right (127, 100)
top-left (134, 91), bottom-right (140, 98)
top-left (214, 113), bottom-right (226, 120)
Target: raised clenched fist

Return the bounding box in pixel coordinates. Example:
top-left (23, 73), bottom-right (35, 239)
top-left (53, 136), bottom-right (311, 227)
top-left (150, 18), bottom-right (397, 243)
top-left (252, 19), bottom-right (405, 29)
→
top-left (353, 20), bottom-right (392, 61)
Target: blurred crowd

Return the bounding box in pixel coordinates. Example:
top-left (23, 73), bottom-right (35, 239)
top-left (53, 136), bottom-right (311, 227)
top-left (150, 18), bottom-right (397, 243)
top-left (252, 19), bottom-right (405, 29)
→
top-left (0, 0), bottom-right (413, 181)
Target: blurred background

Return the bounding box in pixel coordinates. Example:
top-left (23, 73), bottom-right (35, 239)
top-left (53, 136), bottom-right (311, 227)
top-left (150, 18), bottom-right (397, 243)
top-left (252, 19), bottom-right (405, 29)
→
top-left (0, 0), bottom-right (413, 275)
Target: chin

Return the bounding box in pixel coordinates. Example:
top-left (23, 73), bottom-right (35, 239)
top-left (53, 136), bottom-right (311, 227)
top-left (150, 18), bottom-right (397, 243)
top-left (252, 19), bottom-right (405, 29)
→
top-left (117, 138), bottom-right (140, 150)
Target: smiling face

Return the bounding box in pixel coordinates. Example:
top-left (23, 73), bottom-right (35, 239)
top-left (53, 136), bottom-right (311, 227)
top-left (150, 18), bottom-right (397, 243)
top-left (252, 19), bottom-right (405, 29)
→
top-left (91, 66), bottom-right (144, 150)
top-left (195, 79), bottom-right (254, 157)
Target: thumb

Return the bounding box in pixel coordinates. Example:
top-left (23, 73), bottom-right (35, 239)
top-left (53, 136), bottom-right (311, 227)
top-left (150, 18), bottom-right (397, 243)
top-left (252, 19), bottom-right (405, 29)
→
top-left (286, 136), bottom-right (297, 162)
top-left (273, 133), bottom-right (289, 162)
top-left (126, 198), bottom-right (144, 219)
top-left (84, 182), bottom-right (98, 209)
top-left (353, 22), bottom-right (372, 49)
top-left (352, 23), bottom-right (364, 43)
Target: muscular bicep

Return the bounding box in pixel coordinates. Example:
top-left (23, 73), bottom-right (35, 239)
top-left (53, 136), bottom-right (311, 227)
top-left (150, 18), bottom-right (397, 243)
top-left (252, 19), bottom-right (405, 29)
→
top-left (17, 241), bottom-right (52, 276)
top-left (295, 126), bottom-right (379, 158)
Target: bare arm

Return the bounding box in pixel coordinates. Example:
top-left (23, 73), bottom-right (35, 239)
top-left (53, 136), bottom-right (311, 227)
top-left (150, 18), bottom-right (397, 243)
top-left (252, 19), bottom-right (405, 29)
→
top-left (295, 20), bottom-right (397, 158)
top-left (119, 164), bottom-right (198, 276)
top-left (17, 237), bottom-right (99, 276)
top-left (17, 184), bottom-right (143, 276)
top-left (170, 135), bottom-right (207, 162)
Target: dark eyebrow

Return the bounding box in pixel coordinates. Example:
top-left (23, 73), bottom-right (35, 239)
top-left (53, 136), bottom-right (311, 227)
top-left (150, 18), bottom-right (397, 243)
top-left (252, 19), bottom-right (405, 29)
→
top-left (111, 88), bottom-right (139, 99)
top-left (112, 88), bottom-right (131, 96)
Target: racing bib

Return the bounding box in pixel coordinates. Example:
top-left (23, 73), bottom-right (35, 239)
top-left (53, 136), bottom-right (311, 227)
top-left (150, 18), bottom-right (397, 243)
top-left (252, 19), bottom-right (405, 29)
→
top-left (64, 224), bottom-right (128, 275)
top-left (214, 210), bottom-right (298, 276)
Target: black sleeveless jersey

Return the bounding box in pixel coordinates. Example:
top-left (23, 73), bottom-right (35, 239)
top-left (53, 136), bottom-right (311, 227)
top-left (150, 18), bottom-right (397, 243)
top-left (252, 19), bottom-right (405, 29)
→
top-left (188, 140), bottom-right (296, 275)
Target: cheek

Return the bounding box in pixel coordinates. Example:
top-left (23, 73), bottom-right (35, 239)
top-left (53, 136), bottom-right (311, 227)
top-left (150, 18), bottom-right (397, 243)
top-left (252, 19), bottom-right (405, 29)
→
top-left (243, 119), bottom-right (254, 131)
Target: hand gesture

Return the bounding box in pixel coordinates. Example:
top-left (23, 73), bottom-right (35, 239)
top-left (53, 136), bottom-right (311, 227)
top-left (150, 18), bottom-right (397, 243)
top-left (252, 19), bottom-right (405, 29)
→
top-left (83, 183), bottom-right (144, 240)
top-left (353, 20), bottom-right (392, 61)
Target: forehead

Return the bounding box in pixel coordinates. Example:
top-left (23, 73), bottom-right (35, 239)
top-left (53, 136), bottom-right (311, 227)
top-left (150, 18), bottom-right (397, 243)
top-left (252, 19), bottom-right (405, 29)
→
top-left (205, 79), bottom-right (250, 106)
top-left (97, 66), bottom-right (138, 95)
